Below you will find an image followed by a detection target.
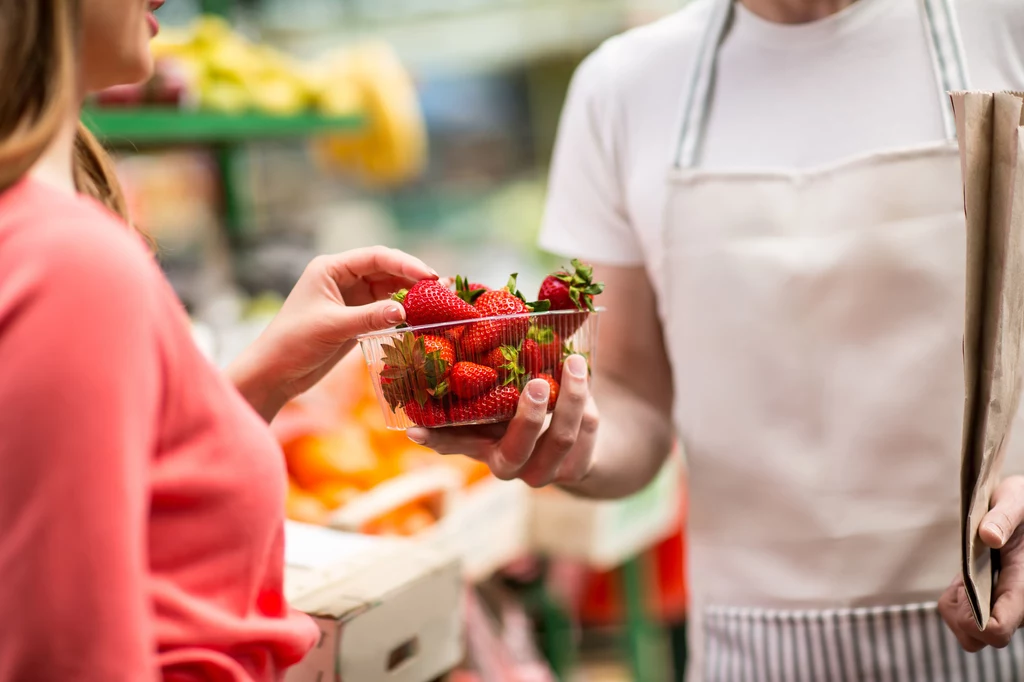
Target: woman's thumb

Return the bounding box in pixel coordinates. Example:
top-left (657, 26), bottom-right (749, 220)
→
top-left (344, 300), bottom-right (407, 336)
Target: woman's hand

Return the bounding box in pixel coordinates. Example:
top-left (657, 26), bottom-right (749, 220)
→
top-left (407, 354), bottom-right (599, 488)
top-left (939, 476), bottom-right (1024, 650)
top-left (228, 247), bottom-right (436, 421)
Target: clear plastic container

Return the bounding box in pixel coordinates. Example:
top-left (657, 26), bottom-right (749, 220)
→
top-left (358, 308), bottom-right (602, 430)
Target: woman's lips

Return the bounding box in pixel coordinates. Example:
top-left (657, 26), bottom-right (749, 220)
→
top-left (147, 0), bottom-right (164, 36)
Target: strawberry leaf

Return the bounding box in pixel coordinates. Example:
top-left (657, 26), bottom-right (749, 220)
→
top-left (455, 275), bottom-right (487, 305)
top-left (423, 348), bottom-right (450, 386)
top-left (528, 326), bottom-right (555, 344)
top-left (571, 259), bottom-right (593, 281)
top-left (496, 344), bottom-right (527, 389)
top-left (431, 380), bottom-right (450, 400)
top-left (381, 379), bottom-right (407, 412)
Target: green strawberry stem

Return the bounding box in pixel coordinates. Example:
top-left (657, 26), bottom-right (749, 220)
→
top-left (455, 275), bottom-right (487, 305)
top-left (555, 259), bottom-right (605, 312)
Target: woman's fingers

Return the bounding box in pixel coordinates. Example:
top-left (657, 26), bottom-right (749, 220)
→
top-left (518, 355), bottom-right (590, 488)
top-left (321, 246), bottom-right (437, 290)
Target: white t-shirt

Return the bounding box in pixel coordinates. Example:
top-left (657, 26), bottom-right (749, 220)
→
top-left (538, 0), bottom-right (1024, 268)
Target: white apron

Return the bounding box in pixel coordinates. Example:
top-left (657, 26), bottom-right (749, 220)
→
top-left (663, 1), bottom-right (1024, 680)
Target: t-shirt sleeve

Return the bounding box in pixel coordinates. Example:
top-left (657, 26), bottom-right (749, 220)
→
top-left (538, 41), bottom-right (645, 265)
top-left (0, 224), bottom-right (162, 681)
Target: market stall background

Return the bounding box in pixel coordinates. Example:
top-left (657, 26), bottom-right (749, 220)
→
top-left (88, 1), bottom-right (690, 680)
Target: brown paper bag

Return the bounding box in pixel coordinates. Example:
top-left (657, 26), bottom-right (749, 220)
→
top-left (951, 91), bottom-right (1024, 629)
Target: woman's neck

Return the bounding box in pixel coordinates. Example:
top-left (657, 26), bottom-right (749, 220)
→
top-left (740, 0), bottom-right (858, 23)
top-left (29, 113), bottom-right (79, 196)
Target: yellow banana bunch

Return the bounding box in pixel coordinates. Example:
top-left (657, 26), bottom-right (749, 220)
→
top-left (148, 15), bottom-right (313, 116)
top-left (312, 42), bottom-right (428, 187)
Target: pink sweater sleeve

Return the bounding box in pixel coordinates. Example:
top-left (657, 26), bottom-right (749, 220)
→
top-left (0, 227), bottom-right (163, 681)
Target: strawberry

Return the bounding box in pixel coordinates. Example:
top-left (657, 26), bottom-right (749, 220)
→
top-left (520, 339), bottom-right (544, 375)
top-left (450, 385), bottom-right (521, 424)
top-left (379, 333), bottom-right (454, 410)
top-left (538, 259), bottom-right (604, 312)
top-left (394, 279), bottom-right (481, 327)
top-left (460, 275), bottom-right (550, 356)
top-left (479, 345), bottom-right (521, 381)
top-left (535, 373), bottom-right (560, 410)
top-left (522, 327), bottom-right (561, 373)
top-left (537, 260), bottom-right (604, 336)
top-left (450, 362), bottom-right (499, 400)
top-left (421, 335), bottom-right (456, 367)
top-left (404, 400), bottom-right (449, 428)
top-left (454, 275), bottom-right (490, 305)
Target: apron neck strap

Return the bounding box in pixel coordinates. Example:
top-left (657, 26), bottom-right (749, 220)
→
top-left (672, 0), bottom-right (970, 170)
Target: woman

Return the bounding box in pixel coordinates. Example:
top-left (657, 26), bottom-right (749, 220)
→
top-left (412, 0), bottom-right (1024, 679)
top-left (0, 1), bottom-right (442, 679)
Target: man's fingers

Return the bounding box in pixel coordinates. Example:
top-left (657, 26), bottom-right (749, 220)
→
top-left (491, 380), bottom-right (551, 480)
top-left (553, 397), bottom-right (599, 485)
top-left (988, 561), bottom-right (1024, 647)
top-left (518, 355), bottom-right (590, 488)
top-left (406, 424), bottom-right (506, 458)
top-left (940, 577), bottom-right (988, 652)
top-left (980, 476), bottom-right (1024, 549)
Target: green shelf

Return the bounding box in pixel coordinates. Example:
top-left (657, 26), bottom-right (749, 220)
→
top-left (82, 108), bottom-right (364, 147)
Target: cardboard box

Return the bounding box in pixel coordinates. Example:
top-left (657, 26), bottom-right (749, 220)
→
top-left (527, 451), bottom-right (684, 570)
top-left (325, 465), bottom-right (529, 583)
top-left (424, 477), bottom-right (531, 583)
top-left (283, 522), bottom-right (465, 682)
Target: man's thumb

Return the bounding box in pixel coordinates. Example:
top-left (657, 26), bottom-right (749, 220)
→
top-left (981, 477), bottom-right (1024, 549)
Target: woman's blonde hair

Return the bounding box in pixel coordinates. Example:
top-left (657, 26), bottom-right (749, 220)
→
top-left (0, 0), bottom-right (129, 221)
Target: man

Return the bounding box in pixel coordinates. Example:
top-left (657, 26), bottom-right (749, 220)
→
top-left (412, 0), bottom-right (1024, 679)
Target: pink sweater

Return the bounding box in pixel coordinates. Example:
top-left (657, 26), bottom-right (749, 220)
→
top-left (0, 179), bottom-right (319, 681)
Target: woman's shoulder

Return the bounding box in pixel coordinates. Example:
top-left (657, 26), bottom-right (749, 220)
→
top-left (0, 178), bottom-right (172, 328)
top-left (0, 178), bottom-right (160, 286)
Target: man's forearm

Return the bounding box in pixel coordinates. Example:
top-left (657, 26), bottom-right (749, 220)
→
top-left (559, 377), bottom-right (674, 500)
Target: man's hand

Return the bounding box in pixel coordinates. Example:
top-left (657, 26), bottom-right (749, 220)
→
top-left (939, 476), bottom-right (1024, 650)
top-left (407, 355), bottom-right (599, 488)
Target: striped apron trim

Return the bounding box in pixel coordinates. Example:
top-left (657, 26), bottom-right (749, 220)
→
top-left (703, 602), bottom-right (1024, 682)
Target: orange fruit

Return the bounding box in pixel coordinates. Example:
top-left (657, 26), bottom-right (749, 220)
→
top-left (362, 500), bottom-right (438, 537)
top-left (285, 484), bottom-right (329, 525)
top-left (397, 506), bottom-right (437, 536)
top-left (310, 480), bottom-right (363, 511)
top-left (283, 427), bottom-right (382, 489)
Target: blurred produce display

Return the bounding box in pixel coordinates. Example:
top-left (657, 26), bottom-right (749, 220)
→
top-left (277, 355), bottom-right (491, 536)
top-left (89, 15), bottom-right (426, 187)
